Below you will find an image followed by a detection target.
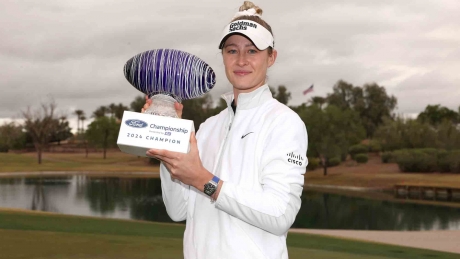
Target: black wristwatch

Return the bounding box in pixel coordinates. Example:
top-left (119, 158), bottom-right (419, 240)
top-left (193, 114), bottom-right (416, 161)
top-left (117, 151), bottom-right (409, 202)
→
top-left (204, 175), bottom-right (220, 196)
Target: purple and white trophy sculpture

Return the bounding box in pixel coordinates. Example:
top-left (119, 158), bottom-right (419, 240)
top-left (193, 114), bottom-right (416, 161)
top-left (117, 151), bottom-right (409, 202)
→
top-left (117, 49), bottom-right (216, 155)
top-left (124, 49), bottom-right (216, 117)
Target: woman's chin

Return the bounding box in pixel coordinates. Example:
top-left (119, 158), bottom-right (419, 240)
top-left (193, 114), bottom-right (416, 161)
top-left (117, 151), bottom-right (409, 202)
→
top-left (232, 82), bottom-right (266, 92)
top-left (233, 85), bottom-right (254, 92)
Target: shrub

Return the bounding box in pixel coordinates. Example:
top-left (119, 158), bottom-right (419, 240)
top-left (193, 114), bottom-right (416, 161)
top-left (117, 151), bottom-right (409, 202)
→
top-left (0, 144), bottom-right (8, 153)
top-left (307, 157), bottom-right (320, 171)
top-left (381, 151), bottom-right (393, 163)
top-left (437, 149), bottom-right (450, 172)
top-left (341, 153), bottom-right (348, 162)
top-left (349, 144), bottom-right (368, 158)
top-left (327, 157), bottom-right (341, 167)
top-left (367, 140), bottom-right (382, 153)
top-left (445, 150), bottom-right (460, 174)
top-left (390, 149), bottom-right (460, 173)
top-left (419, 148), bottom-right (438, 157)
top-left (355, 154), bottom-right (369, 164)
top-left (394, 149), bottom-right (437, 173)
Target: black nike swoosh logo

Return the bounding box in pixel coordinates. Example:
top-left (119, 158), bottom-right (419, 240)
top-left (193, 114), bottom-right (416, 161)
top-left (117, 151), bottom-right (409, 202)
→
top-left (241, 132), bottom-right (254, 139)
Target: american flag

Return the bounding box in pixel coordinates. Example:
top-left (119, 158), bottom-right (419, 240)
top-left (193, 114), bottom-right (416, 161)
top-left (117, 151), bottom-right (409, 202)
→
top-left (303, 84), bottom-right (314, 95)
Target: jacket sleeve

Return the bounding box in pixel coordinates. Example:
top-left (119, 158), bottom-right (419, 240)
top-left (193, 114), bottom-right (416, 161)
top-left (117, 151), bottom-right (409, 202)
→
top-left (215, 113), bottom-right (308, 236)
top-left (160, 162), bottom-right (189, 222)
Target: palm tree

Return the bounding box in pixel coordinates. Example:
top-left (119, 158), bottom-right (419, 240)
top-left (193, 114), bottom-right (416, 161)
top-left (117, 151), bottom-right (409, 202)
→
top-left (80, 115), bottom-right (88, 157)
top-left (74, 110), bottom-right (84, 134)
top-left (80, 115), bottom-right (86, 133)
top-left (108, 103), bottom-right (117, 118)
top-left (92, 106), bottom-right (108, 118)
top-left (115, 103), bottom-right (129, 121)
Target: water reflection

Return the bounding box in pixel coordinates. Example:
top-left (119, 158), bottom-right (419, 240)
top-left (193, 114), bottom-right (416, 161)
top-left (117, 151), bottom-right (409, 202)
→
top-left (1, 176), bottom-right (459, 230)
top-left (293, 191), bottom-right (460, 230)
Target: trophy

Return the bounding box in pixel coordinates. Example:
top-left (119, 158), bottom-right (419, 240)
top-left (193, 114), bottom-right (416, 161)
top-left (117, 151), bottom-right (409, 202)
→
top-left (117, 49), bottom-right (216, 156)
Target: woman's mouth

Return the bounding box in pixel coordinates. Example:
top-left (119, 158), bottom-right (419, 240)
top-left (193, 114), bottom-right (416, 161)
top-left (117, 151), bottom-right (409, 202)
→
top-left (234, 70), bottom-right (251, 76)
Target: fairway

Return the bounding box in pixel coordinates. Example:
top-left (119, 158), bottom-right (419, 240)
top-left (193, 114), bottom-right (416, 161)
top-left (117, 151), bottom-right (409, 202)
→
top-left (0, 152), bottom-right (159, 173)
top-left (0, 210), bottom-right (458, 259)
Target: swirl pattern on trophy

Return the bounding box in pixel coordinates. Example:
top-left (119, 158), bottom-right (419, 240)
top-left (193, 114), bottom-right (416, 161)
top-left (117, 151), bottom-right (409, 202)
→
top-left (124, 49), bottom-right (216, 102)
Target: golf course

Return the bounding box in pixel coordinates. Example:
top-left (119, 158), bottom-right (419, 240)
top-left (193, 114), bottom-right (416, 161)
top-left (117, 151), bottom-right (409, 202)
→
top-left (1, 151), bottom-right (460, 257)
top-left (1, 209), bottom-right (459, 259)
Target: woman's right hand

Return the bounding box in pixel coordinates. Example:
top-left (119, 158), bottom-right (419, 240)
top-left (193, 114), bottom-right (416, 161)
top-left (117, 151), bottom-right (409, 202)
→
top-left (141, 95), bottom-right (184, 118)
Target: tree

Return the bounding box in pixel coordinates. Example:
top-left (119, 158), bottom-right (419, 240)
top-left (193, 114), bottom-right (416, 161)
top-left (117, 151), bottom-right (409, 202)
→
top-left (92, 106), bottom-right (108, 118)
top-left (374, 117), bottom-right (437, 151)
top-left (114, 103), bottom-right (129, 121)
top-left (130, 95), bottom-right (145, 113)
top-left (436, 120), bottom-right (460, 150)
top-left (85, 116), bottom-right (120, 159)
top-left (275, 85), bottom-right (291, 105)
top-left (74, 110), bottom-right (84, 134)
top-left (326, 80), bottom-right (360, 110)
top-left (308, 96), bottom-right (326, 109)
top-left (360, 83), bottom-right (397, 138)
top-left (417, 104), bottom-right (459, 126)
top-left (48, 116), bottom-right (73, 145)
top-left (270, 85), bottom-right (291, 105)
top-left (299, 104), bottom-right (365, 176)
top-left (108, 103), bottom-right (117, 118)
top-left (326, 80), bottom-right (397, 138)
top-left (22, 100), bottom-right (59, 164)
top-left (182, 94), bottom-right (215, 131)
top-left (80, 116), bottom-right (87, 133)
top-left (80, 115), bottom-right (89, 157)
top-left (0, 122), bottom-right (26, 152)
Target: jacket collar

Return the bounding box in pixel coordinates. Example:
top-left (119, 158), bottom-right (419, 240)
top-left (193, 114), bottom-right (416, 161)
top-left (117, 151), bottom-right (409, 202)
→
top-left (221, 84), bottom-right (273, 110)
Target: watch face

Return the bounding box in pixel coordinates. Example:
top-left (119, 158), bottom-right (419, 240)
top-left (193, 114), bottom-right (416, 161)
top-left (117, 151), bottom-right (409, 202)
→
top-left (204, 182), bottom-right (217, 196)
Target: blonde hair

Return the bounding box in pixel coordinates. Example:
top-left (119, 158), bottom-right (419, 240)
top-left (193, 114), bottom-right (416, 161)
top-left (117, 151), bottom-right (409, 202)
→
top-left (232, 1), bottom-right (274, 53)
top-left (238, 1), bottom-right (263, 15)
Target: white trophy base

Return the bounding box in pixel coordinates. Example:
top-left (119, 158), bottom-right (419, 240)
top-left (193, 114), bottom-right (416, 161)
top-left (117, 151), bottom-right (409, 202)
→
top-left (117, 111), bottom-right (194, 156)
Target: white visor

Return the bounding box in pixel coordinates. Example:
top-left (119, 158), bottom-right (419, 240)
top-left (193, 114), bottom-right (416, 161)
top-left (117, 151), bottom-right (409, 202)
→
top-left (218, 20), bottom-right (274, 50)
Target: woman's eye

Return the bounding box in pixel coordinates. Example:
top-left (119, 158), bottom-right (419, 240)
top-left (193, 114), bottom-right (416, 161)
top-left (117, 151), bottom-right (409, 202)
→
top-left (227, 49), bottom-right (237, 54)
top-left (248, 49), bottom-right (258, 54)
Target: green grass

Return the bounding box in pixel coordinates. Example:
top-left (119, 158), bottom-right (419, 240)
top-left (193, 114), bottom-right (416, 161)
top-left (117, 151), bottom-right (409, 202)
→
top-left (0, 152), bottom-right (159, 173)
top-left (0, 210), bottom-right (458, 259)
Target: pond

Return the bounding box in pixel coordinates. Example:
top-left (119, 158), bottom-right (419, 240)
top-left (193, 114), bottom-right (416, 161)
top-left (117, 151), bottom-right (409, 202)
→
top-left (1, 175), bottom-right (460, 231)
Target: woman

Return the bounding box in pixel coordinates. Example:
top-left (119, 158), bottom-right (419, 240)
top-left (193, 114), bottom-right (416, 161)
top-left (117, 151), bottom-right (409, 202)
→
top-left (145, 2), bottom-right (308, 258)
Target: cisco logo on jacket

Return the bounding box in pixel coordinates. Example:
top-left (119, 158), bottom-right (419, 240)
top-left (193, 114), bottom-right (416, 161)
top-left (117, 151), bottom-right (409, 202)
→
top-left (286, 152), bottom-right (304, 166)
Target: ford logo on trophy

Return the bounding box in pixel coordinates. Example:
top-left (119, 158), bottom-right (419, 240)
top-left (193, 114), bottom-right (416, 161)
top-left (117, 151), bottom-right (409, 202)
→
top-left (125, 119), bottom-right (148, 128)
top-left (117, 49), bottom-right (216, 156)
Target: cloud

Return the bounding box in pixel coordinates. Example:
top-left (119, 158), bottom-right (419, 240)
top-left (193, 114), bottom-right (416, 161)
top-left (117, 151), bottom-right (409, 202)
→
top-left (393, 71), bottom-right (460, 114)
top-left (0, 0), bottom-right (459, 125)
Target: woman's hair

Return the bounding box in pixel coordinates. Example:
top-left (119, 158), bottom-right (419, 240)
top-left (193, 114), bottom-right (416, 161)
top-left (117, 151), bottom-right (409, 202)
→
top-left (232, 1), bottom-right (274, 54)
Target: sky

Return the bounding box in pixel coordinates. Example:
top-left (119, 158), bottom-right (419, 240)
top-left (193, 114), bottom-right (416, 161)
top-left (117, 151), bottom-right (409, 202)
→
top-left (1, 0), bottom-right (459, 131)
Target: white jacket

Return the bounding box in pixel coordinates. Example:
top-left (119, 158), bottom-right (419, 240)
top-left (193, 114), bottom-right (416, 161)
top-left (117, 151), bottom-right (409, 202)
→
top-left (160, 85), bottom-right (308, 259)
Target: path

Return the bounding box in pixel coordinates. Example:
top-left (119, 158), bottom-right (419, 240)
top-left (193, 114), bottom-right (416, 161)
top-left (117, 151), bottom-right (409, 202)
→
top-left (290, 229), bottom-right (460, 254)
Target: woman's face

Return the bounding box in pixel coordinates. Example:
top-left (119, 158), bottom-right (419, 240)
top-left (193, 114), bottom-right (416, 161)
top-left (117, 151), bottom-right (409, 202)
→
top-left (222, 34), bottom-right (277, 94)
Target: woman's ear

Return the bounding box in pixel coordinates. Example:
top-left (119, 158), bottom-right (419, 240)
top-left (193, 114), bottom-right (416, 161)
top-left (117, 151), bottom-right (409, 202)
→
top-left (268, 49), bottom-right (277, 68)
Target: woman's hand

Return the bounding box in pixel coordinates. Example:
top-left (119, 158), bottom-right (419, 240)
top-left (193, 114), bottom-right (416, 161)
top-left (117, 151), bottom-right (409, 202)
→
top-left (141, 95), bottom-right (184, 118)
top-left (147, 132), bottom-right (214, 192)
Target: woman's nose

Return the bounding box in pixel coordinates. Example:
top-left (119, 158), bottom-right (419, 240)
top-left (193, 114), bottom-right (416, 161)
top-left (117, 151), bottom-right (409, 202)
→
top-left (237, 53), bottom-right (248, 66)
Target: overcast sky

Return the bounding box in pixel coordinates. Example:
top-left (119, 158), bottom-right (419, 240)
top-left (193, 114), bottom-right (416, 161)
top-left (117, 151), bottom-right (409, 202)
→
top-left (1, 0), bottom-right (459, 130)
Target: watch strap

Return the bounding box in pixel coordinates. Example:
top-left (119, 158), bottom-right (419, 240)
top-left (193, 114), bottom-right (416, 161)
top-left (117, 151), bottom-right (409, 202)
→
top-left (211, 175), bottom-right (220, 184)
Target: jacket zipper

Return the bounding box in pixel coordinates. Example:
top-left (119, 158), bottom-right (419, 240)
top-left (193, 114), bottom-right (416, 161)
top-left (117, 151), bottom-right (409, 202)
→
top-left (212, 110), bottom-right (235, 176)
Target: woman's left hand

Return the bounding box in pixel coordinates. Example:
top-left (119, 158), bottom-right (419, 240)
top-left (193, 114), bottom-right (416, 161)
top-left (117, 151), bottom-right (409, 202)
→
top-left (146, 132), bottom-right (213, 191)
